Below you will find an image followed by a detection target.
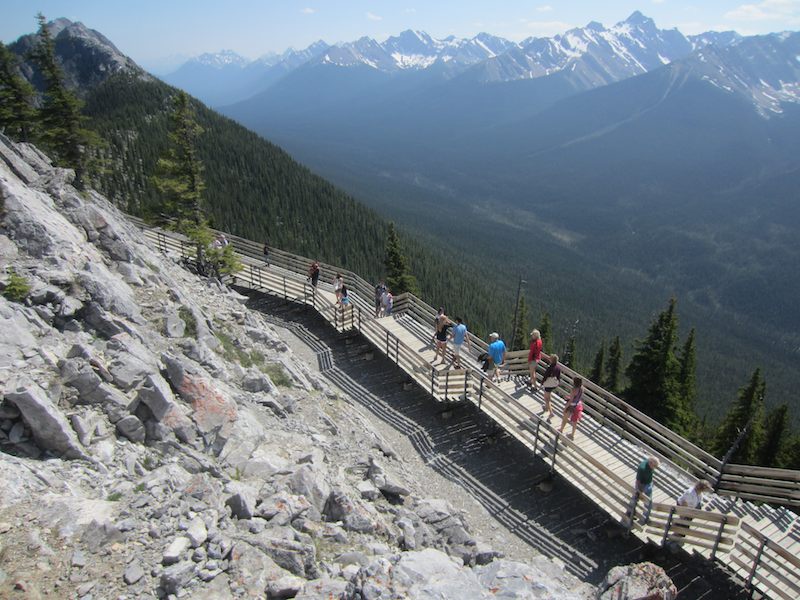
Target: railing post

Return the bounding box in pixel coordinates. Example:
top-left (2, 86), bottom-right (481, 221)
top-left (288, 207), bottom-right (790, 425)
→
top-left (746, 537), bottom-right (768, 597)
top-left (532, 418), bottom-right (541, 456)
top-left (445, 370), bottom-right (451, 401)
top-left (711, 516), bottom-right (727, 560)
top-left (358, 306), bottom-right (362, 331)
top-left (430, 366), bottom-right (436, 396)
top-left (463, 369), bottom-right (469, 401)
top-left (662, 506), bottom-right (676, 546)
top-left (282, 275), bottom-right (287, 300)
top-left (550, 433), bottom-right (560, 474)
top-left (386, 331), bottom-right (390, 355)
top-left (394, 338), bottom-right (399, 364)
top-left (478, 377), bottom-right (484, 410)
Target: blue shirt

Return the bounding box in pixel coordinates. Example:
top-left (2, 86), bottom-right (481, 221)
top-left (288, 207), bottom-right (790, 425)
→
top-left (452, 323), bottom-right (467, 345)
top-left (488, 340), bottom-right (506, 364)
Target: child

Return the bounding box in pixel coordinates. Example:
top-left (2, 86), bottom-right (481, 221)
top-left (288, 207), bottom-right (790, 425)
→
top-left (559, 377), bottom-right (584, 439)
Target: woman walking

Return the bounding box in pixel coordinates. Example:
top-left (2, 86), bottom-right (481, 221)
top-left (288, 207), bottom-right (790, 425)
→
top-left (559, 377), bottom-right (584, 439)
top-left (528, 329), bottom-right (543, 390)
top-left (541, 354), bottom-right (561, 419)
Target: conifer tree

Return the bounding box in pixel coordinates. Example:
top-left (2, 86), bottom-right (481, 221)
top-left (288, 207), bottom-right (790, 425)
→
top-left (713, 368), bottom-right (766, 465)
top-left (624, 298), bottom-right (681, 424)
top-left (589, 342), bottom-right (605, 384)
top-left (782, 436), bottom-right (800, 470)
top-left (757, 404), bottom-right (789, 467)
top-left (153, 91), bottom-right (239, 277)
top-left (604, 336), bottom-right (623, 394)
top-left (669, 328), bottom-right (699, 437)
top-left (0, 41), bottom-right (37, 141)
top-left (511, 294), bottom-right (530, 351)
top-left (539, 312), bottom-right (553, 354)
top-left (563, 335), bottom-right (577, 369)
top-left (153, 90), bottom-right (205, 233)
top-left (30, 13), bottom-right (94, 187)
top-left (384, 223), bottom-right (419, 295)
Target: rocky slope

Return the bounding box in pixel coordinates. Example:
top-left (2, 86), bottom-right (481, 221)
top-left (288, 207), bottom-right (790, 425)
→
top-left (0, 133), bottom-right (627, 598)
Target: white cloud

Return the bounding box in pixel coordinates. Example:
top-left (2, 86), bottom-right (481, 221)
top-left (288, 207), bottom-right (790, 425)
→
top-left (301, 7), bottom-right (315, 15)
top-left (536, 4), bottom-right (553, 12)
top-left (404, 8), bottom-right (417, 14)
top-left (366, 11), bottom-right (383, 21)
top-left (725, 0), bottom-right (800, 22)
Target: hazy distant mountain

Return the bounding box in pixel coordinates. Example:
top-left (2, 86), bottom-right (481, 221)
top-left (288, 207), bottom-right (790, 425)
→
top-left (161, 42), bottom-right (329, 107)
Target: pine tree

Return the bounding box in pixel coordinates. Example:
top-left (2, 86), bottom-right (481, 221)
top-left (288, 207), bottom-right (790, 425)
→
top-left (713, 368), bottom-right (766, 465)
top-left (563, 335), bottom-right (577, 369)
top-left (539, 312), bottom-right (553, 354)
top-left (624, 298), bottom-right (681, 424)
top-left (384, 223), bottom-right (419, 295)
top-left (604, 336), bottom-right (623, 394)
top-left (758, 404), bottom-right (790, 467)
top-left (511, 294), bottom-right (530, 351)
top-left (153, 90), bottom-right (205, 233)
top-left (589, 342), bottom-right (605, 384)
top-left (152, 91), bottom-right (239, 277)
top-left (673, 328), bottom-right (699, 437)
top-left (0, 41), bottom-right (37, 141)
top-left (782, 436), bottom-right (800, 470)
top-left (30, 13), bottom-right (94, 187)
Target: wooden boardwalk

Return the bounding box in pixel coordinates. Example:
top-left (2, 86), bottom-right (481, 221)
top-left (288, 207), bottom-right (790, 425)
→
top-left (137, 221), bottom-right (800, 600)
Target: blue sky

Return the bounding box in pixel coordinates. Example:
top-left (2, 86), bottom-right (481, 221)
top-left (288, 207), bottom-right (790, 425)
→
top-left (3, 1), bottom-right (799, 73)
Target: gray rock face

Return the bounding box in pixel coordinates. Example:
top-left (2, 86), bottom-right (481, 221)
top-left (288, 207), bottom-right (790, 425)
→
top-left (226, 485), bottom-right (257, 520)
top-left (4, 379), bottom-right (85, 459)
top-left (288, 464), bottom-right (331, 513)
top-left (160, 560), bottom-right (196, 595)
top-left (597, 562), bottom-right (677, 600)
top-left (115, 414), bottom-right (146, 443)
top-left (136, 373), bottom-right (178, 421)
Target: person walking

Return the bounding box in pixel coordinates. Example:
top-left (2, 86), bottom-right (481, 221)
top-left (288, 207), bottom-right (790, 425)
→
top-left (528, 329), bottom-right (543, 390)
top-left (449, 317), bottom-right (470, 369)
top-left (628, 456), bottom-right (660, 524)
top-left (433, 313), bottom-right (452, 365)
top-left (333, 273), bottom-right (344, 304)
top-left (374, 280), bottom-right (387, 317)
top-left (262, 241), bottom-right (270, 267)
top-left (541, 354), bottom-right (561, 419)
top-left (381, 288), bottom-right (393, 317)
top-left (487, 332), bottom-right (507, 382)
top-left (559, 376), bottom-right (584, 439)
top-left (677, 480), bottom-right (712, 509)
top-left (307, 261), bottom-right (320, 291)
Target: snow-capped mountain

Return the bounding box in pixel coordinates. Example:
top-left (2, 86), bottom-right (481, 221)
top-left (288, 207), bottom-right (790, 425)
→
top-left (190, 49), bottom-right (250, 69)
top-left (681, 31), bottom-right (800, 116)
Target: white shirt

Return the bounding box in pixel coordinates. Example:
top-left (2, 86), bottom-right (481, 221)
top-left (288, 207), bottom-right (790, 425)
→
top-left (677, 486), bottom-right (704, 509)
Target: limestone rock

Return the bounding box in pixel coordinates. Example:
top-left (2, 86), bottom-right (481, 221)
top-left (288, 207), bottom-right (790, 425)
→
top-left (597, 562), bottom-right (677, 600)
top-left (115, 414), bottom-right (146, 443)
top-left (4, 379), bottom-right (86, 459)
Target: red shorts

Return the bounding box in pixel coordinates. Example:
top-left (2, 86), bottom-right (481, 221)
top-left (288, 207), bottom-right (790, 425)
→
top-left (570, 402), bottom-right (583, 423)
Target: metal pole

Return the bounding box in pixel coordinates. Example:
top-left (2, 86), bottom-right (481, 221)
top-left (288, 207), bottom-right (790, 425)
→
top-left (662, 507), bottom-right (676, 546)
top-left (711, 517), bottom-right (727, 560)
top-left (714, 402), bottom-right (761, 492)
top-left (510, 275), bottom-right (526, 350)
top-left (746, 537), bottom-right (768, 596)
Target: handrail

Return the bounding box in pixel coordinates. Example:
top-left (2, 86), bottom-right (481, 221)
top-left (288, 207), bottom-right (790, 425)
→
top-left (135, 219), bottom-right (799, 600)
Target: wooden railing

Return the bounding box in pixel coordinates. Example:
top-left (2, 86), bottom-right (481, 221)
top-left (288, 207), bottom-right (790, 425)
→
top-left (135, 219), bottom-right (799, 600)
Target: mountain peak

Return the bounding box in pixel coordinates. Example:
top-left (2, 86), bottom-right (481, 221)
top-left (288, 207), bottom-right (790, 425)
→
top-left (625, 11), bottom-right (654, 26)
top-left (586, 21), bottom-right (605, 32)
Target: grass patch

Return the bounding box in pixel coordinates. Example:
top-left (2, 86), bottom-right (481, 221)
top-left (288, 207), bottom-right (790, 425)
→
top-left (216, 331), bottom-right (265, 369)
top-left (2, 269), bottom-right (31, 303)
top-left (262, 363), bottom-right (293, 388)
top-left (178, 306), bottom-right (197, 339)
top-left (107, 491), bottom-right (123, 502)
top-left (134, 483), bottom-right (146, 493)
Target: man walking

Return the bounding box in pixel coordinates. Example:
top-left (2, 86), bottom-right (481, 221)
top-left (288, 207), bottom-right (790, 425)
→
top-left (374, 280), bottom-right (387, 317)
top-left (449, 317), bottom-right (470, 369)
top-left (628, 456), bottom-right (660, 525)
top-left (487, 333), bottom-right (506, 382)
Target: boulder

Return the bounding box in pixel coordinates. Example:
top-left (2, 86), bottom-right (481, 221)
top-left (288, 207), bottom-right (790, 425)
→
top-left (160, 560), bottom-right (196, 595)
top-left (288, 464), bottom-right (331, 514)
top-left (116, 414), bottom-right (146, 443)
top-left (4, 379), bottom-right (85, 459)
top-left (597, 562), bottom-right (677, 600)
